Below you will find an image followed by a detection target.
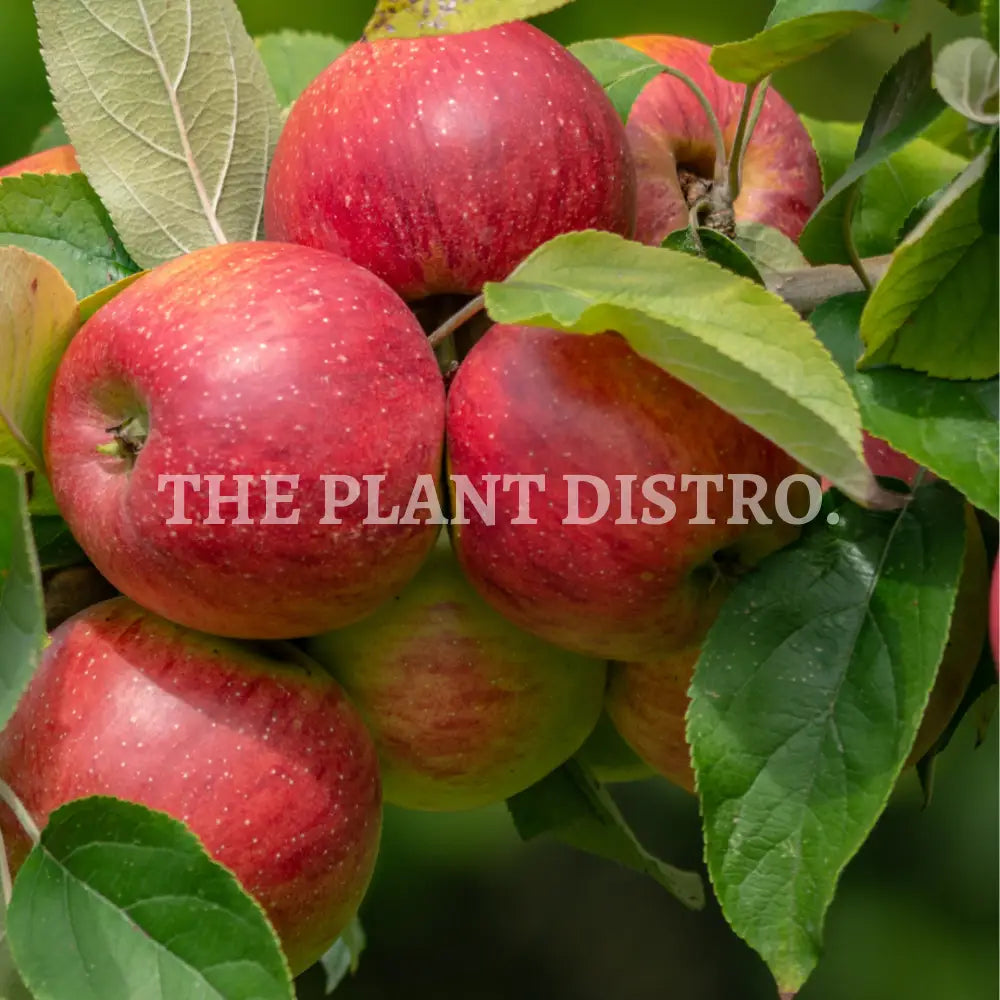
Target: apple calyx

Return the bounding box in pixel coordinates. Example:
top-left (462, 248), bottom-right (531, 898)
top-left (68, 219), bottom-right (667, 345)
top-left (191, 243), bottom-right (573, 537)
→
top-left (681, 169), bottom-right (736, 239)
top-left (96, 413), bottom-right (149, 464)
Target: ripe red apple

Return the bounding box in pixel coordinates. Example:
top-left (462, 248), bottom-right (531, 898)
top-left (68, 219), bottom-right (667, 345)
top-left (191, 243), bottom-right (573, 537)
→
top-left (305, 532), bottom-right (606, 811)
top-left (0, 598), bottom-right (382, 974)
top-left (264, 21), bottom-right (636, 300)
top-left (0, 145), bottom-right (80, 179)
top-left (607, 507), bottom-right (990, 792)
top-left (447, 324), bottom-right (806, 661)
top-left (620, 35), bottom-right (822, 245)
top-left (45, 241), bottom-right (445, 639)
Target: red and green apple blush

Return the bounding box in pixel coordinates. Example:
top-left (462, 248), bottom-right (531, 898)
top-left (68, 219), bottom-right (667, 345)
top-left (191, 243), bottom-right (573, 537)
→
top-left (0, 18), bottom-right (985, 981)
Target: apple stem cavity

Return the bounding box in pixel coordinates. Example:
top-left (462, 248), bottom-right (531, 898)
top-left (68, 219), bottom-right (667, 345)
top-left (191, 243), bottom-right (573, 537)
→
top-left (428, 294), bottom-right (486, 350)
top-left (658, 65), bottom-right (729, 182)
top-left (97, 412), bottom-right (149, 464)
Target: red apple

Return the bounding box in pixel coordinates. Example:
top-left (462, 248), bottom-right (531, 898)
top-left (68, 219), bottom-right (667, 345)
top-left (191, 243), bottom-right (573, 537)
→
top-left (0, 145), bottom-right (80, 179)
top-left (0, 598), bottom-right (382, 974)
top-left (446, 324), bottom-right (806, 661)
top-left (305, 532), bottom-right (606, 811)
top-left (620, 35), bottom-right (822, 245)
top-left (264, 21), bottom-right (636, 300)
top-left (45, 241), bottom-right (445, 639)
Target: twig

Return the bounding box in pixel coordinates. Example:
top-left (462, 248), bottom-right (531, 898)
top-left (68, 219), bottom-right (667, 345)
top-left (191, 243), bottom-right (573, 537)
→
top-left (766, 255), bottom-right (892, 313)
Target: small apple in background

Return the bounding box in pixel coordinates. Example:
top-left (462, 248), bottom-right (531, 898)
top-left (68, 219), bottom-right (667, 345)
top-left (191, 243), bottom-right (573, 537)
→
top-left (606, 510), bottom-right (990, 792)
top-left (620, 35), bottom-right (822, 245)
top-left (45, 241), bottom-right (445, 640)
top-left (305, 532), bottom-right (606, 811)
top-left (0, 145), bottom-right (79, 179)
top-left (575, 710), bottom-right (655, 784)
top-left (265, 21), bottom-right (636, 300)
top-left (447, 323), bottom-right (805, 662)
top-left (606, 647), bottom-right (700, 793)
top-left (0, 598), bottom-right (382, 975)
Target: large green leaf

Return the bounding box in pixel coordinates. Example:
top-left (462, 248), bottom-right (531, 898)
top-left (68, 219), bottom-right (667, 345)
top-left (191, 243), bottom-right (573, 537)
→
top-left (711, 0), bottom-right (911, 83)
top-left (690, 481), bottom-right (967, 996)
top-left (986, 0), bottom-right (999, 51)
top-left (0, 174), bottom-right (139, 299)
top-left (32, 515), bottom-right (87, 571)
top-left (7, 797), bottom-right (294, 1000)
top-left (364, 0), bottom-right (572, 39)
top-left (0, 247), bottom-right (79, 470)
top-left (34, 0), bottom-right (283, 270)
top-left (506, 760), bottom-right (704, 909)
top-left (484, 231), bottom-right (891, 508)
top-left (860, 150), bottom-right (999, 379)
top-left (734, 221), bottom-right (809, 275)
top-left (0, 466), bottom-right (46, 735)
top-left (815, 294), bottom-right (999, 518)
top-left (255, 31), bottom-right (347, 110)
top-left (800, 118), bottom-right (966, 263)
top-left (933, 37), bottom-right (999, 125)
top-left (801, 38), bottom-right (945, 257)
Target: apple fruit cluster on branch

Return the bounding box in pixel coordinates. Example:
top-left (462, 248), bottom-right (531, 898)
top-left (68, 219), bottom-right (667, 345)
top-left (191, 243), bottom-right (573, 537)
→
top-left (0, 1), bottom-right (996, 998)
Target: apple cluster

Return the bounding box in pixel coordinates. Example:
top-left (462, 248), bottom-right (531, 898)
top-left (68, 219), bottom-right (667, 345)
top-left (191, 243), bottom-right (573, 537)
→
top-left (1, 20), bottom-right (885, 976)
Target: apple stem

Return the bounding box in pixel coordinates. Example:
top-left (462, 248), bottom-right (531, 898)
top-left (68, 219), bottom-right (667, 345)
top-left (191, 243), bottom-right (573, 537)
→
top-left (657, 66), bottom-right (729, 184)
top-left (0, 779), bottom-right (40, 848)
top-left (842, 185), bottom-right (873, 291)
top-left (726, 76), bottom-right (768, 203)
top-left (97, 413), bottom-right (149, 464)
top-left (428, 294), bottom-right (485, 349)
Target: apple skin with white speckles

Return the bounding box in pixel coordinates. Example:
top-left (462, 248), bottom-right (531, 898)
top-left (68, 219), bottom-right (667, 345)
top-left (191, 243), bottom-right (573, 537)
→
top-left (446, 324), bottom-right (804, 661)
top-left (0, 598), bottom-right (382, 975)
top-left (305, 531), bottom-right (606, 811)
top-left (44, 241), bottom-right (445, 639)
top-left (620, 35), bottom-right (822, 244)
top-left (263, 21), bottom-right (637, 300)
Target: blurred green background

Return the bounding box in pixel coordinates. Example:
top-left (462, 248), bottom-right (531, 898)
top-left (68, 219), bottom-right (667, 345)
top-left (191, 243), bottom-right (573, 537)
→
top-left (1, 1), bottom-right (994, 997)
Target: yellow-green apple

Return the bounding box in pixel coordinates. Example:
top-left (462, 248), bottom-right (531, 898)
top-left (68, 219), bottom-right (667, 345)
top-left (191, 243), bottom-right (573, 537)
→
top-left (620, 35), bottom-right (822, 244)
top-left (575, 711), bottom-right (655, 784)
top-left (606, 508), bottom-right (989, 792)
top-left (446, 323), bottom-right (807, 661)
top-left (264, 22), bottom-right (636, 300)
top-left (305, 532), bottom-right (606, 811)
top-left (0, 598), bottom-right (381, 974)
top-left (45, 241), bottom-right (445, 639)
top-left (0, 145), bottom-right (80, 179)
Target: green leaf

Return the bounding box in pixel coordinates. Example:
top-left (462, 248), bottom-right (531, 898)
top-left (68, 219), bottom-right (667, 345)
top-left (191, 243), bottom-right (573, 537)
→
top-left (568, 39), bottom-right (664, 122)
top-left (484, 230), bottom-right (893, 508)
top-left (814, 294), bottom-right (999, 518)
top-left (32, 515), bottom-right (87, 571)
top-left (0, 466), bottom-right (46, 736)
top-left (318, 919), bottom-right (365, 995)
top-left (255, 31), bottom-right (347, 110)
top-left (710, 0), bottom-right (911, 83)
top-left (934, 37), bottom-right (1000, 125)
top-left (734, 220), bottom-right (810, 275)
top-left (802, 37), bottom-right (945, 255)
top-left (690, 481), bottom-right (967, 995)
top-left (364, 0), bottom-right (573, 40)
top-left (0, 174), bottom-right (139, 299)
top-left (34, 0), bottom-right (283, 270)
top-left (506, 759), bottom-right (704, 909)
top-left (799, 119), bottom-right (966, 264)
top-left (662, 228), bottom-right (765, 284)
top-left (981, 133), bottom-right (999, 232)
top-left (985, 0), bottom-right (999, 51)
top-left (0, 247), bottom-right (79, 470)
top-left (860, 150), bottom-right (999, 378)
top-left (7, 796), bottom-right (294, 1000)
top-left (29, 118), bottom-right (70, 156)
top-left (934, 0), bottom-right (981, 12)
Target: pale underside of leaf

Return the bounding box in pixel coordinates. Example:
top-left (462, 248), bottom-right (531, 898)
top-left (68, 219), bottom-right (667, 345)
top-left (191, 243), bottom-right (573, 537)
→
top-left (364, 0), bottom-right (573, 40)
top-left (34, 0), bottom-right (282, 269)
